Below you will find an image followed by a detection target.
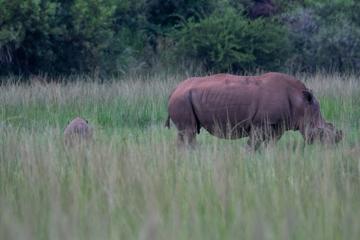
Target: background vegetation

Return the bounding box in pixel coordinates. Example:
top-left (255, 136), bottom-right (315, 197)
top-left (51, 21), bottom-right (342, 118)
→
top-left (1, 0), bottom-right (360, 78)
top-left (0, 73), bottom-right (359, 239)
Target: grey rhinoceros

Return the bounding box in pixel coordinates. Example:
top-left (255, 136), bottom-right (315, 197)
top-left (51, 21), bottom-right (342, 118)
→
top-left (165, 72), bottom-right (342, 150)
top-left (64, 117), bottom-right (93, 146)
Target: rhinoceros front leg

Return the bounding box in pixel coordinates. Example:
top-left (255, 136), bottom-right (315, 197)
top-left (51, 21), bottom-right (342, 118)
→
top-left (177, 130), bottom-right (197, 148)
top-left (246, 134), bottom-right (263, 152)
top-left (246, 126), bottom-right (284, 151)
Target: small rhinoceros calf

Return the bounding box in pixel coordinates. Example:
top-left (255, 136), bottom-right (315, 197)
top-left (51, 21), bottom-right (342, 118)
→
top-left (64, 117), bottom-right (93, 146)
top-left (165, 72), bottom-right (342, 150)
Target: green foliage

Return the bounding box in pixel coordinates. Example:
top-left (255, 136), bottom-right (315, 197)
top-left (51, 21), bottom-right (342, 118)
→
top-left (143, 0), bottom-right (218, 55)
top-left (283, 0), bottom-right (360, 71)
top-left (145, 0), bottom-right (217, 28)
top-left (104, 1), bottom-right (148, 74)
top-left (171, 8), bottom-right (290, 72)
top-left (0, 0), bottom-right (145, 76)
top-left (0, 0), bottom-right (59, 73)
top-left (1, 0), bottom-right (360, 77)
top-left (59, 0), bottom-right (118, 74)
top-left (227, 0), bottom-right (253, 12)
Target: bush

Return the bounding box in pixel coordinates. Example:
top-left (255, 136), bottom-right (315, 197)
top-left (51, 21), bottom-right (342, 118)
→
top-left (0, 0), bottom-right (146, 76)
top-left (170, 8), bottom-right (290, 73)
top-left (1, 0), bottom-right (359, 77)
top-left (145, 0), bottom-right (217, 28)
top-left (105, 1), bottom-right (148, 74)
top-left (143, 0), bottom-right (218, 54)
top-left (0, 0), bottom-right (61, 74)
top-left (283, 0), bottom-right (360, 72)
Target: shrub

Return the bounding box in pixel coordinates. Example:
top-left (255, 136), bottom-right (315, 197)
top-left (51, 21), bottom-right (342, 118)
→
top-left (0, 0), bottom-right (146, 76)
top-left (1, 0), bottom-right (359, 77)
top-left (170, 8), bottom-right (290, 73)
top-left (283, 0), bottom-right (360, 72)
top-left (143, 0), bottom-right (218, 55)
top-left (0, 0), bottom-right (61, 74)
top-left (145, 0), bottom-right (217, 28)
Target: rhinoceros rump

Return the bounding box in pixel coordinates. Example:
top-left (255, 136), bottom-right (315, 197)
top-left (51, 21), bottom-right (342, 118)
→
top-left (165, 72), bottom-right (342, 150)
top-left (64, 117), bottom-right (93, 146)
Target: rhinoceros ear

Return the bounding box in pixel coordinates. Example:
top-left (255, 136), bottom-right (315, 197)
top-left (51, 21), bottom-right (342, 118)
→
top-left (303, 90), bottom-right (313, 103)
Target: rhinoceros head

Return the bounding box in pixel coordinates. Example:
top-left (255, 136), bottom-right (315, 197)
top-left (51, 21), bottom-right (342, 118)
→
top-left (301, 91), bottom-right (342, 144)
top-left (306, 122), bottom-right (343, 144)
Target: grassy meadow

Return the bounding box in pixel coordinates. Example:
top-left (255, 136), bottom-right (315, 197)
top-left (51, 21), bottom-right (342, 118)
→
top-left (0, 73), bottom-right (359, 240)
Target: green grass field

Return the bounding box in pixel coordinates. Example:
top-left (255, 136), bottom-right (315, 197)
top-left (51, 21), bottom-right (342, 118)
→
top-left (1, 73), bottom-right (359, 240)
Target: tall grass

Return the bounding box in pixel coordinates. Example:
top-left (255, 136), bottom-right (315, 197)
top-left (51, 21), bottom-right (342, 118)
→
top-left (0, 73), bottom-right (359, 240)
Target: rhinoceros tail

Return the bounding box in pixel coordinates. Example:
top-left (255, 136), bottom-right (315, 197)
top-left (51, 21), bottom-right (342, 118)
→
top-left (165, 115), bottom-right (171, 128)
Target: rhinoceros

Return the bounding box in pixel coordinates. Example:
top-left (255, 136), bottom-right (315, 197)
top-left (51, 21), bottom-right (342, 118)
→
top-left (165, 72), bottom-right (342, 150)
top-left (64, 117), bottom-right (93, 146)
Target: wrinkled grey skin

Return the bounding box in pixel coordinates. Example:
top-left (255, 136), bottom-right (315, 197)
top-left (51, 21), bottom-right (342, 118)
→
top-left (165, 72), bottom-right (342, 150)
top-left (64, 117), bottom-right (93, 146)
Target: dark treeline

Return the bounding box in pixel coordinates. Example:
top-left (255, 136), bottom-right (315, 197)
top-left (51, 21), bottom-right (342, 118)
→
top-left (0, 0), bottom-right (359, 78)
